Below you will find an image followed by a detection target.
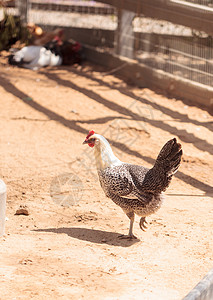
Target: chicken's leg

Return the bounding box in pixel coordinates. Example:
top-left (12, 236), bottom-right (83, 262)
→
top-left (118, 211), bottom-right (137, 239)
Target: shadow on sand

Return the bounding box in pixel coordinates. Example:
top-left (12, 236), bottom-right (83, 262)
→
top-left (34, 227), bottom-right (140, 247)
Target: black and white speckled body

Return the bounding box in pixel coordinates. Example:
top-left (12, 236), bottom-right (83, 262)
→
top-left (83, 132), bottom-right (182, 238)
top-left (98, 164), bottom-right (163, 217)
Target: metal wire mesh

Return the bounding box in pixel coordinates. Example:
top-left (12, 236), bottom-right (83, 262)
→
top-left (28, 0), bottom-right (116, 29)
top-left (134, 17), bottom-right (213, 86)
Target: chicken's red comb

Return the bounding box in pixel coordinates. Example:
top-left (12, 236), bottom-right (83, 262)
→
top-left (86, 130), bottom-right (95, 140)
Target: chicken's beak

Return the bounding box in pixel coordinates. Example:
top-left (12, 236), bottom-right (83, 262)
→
top-left (83, 140), bottom-right (88, 145)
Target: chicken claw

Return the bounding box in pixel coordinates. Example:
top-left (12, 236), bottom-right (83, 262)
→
top-left (118, 234), bottom-right (138, 240)
top-left (139, 217), bottom-right (148, 231)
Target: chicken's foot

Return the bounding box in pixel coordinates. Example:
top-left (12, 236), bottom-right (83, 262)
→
top-left (118, 211), bottom-right (138, 239)
top-left (118, 233), bottom-right (138, 240)
top-left (139, 217), bottom-right (148, 231)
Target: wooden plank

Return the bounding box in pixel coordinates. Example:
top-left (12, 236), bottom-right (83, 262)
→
top-left (96, 0), bottom-right (213, 35)
top-left (115, 9), bottom-right (135, 58)
top-left (16, 0), bottom-right (29, 23)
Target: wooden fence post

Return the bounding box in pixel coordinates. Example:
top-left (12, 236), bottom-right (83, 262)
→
top-left (16, 0), bottom-right (29, 24)
top-left (115, 8), bottom-right (135, 59)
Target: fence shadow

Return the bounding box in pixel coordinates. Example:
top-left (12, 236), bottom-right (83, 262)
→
top-left (40, 69), bottom-right (213, 157)
top-left (1, 72), bottom-right (212, 195)
top-left (72, 66), bottom-right (213, 131)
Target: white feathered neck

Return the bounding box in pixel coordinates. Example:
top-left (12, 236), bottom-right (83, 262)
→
top-left (93, 134), bottom-right (122, 170)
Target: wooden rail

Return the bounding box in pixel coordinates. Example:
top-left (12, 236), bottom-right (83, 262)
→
top-left (97, 0), bottom-right (213, 35)
top-left (5, 0), bottom-right (213, 35)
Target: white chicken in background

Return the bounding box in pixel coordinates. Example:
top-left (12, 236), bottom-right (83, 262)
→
top-left (8, 42), bottom-right (62, 70)
top-left (83, 130), bottom-right (182, 239)
top-left (9, 38), bottom-right (83, 70)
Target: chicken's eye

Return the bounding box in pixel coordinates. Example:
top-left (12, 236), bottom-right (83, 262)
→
top-left (90, 138), bottom-right (96, 142)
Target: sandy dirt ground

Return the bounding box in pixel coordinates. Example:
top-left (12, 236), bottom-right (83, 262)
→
top-left (0, 53), bottom-right (213, 300)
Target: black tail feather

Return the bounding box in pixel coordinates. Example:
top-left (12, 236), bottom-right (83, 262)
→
top-left (142, 138), bottom-right (182, 193)
top-left (155, 138), bottom-right (182, 172)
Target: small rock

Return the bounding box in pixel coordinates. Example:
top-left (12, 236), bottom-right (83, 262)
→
top-left (109, 267), bottom-right (117, 273)
top-left (19, 258), bottom-right (32, 265)
top-left (101, 239), bottom-right (107, 243)
top-left (15, 205), bottom-right (29, 216)
top-left (70, 109), bottom-right (78, 114)
top-left (23, 97), bottom-right (32, 101)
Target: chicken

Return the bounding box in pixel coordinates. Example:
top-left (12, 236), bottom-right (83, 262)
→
top-left (8, 42), bottom-right (62, 70)
top-left (8, 40), bottom-right (83, 70)
top-left (83, 130), bottom-right (182, 239)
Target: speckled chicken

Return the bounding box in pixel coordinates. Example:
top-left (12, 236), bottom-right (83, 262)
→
top-left (83, 131), bottom-right (182, 239)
